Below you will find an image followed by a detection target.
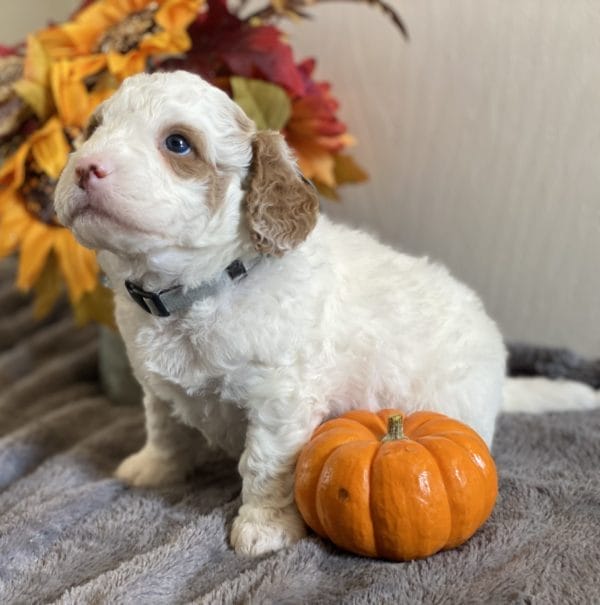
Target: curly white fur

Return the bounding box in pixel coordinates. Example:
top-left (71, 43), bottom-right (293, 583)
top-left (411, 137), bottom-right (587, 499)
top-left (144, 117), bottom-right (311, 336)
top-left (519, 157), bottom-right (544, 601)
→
top-left (54, 71), bottom-right (598, 557)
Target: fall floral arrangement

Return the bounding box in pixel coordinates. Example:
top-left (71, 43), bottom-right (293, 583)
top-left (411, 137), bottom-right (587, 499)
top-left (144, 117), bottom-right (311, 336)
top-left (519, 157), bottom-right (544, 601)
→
top-left (0, 0), bottom-right (405, 325)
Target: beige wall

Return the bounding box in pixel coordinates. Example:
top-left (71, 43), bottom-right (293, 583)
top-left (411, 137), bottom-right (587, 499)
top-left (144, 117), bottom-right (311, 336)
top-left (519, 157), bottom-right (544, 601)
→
top-left (0, 0), bottom-right (76, 44)
top-left (2, 1), bottom-right (599, 355)
top-left (285, 1), bottom-right (600, 356)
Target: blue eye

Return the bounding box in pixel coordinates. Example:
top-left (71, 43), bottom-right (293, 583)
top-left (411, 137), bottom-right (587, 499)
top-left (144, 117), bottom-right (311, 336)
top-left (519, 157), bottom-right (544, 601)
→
top-left (165, 134), bottom-right (191, 154)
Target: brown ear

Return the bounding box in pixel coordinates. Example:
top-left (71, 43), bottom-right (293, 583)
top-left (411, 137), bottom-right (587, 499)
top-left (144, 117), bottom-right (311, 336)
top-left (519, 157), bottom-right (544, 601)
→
top-left (245, 130), bottom-right (319, 256)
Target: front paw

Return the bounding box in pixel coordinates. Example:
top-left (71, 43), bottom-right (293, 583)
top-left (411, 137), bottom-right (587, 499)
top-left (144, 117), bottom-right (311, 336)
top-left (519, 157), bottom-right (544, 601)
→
top-left (114, 444), bottom-right (187, 487)
top-left (230, 504), bottom-right (307, 556)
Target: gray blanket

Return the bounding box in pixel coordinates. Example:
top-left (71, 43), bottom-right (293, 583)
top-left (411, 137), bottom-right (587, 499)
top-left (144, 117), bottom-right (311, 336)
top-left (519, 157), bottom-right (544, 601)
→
top-left (1, 262), bottom-right (599, 604)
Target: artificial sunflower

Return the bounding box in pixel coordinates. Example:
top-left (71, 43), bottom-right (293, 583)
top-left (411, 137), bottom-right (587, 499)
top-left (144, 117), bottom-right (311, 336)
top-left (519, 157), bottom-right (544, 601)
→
top-left (0, 117), bottom-right (98, 307)
top-left (50, 56), bottom-right (117, 129)
top-left (37, 0), bottom-right (202, 79)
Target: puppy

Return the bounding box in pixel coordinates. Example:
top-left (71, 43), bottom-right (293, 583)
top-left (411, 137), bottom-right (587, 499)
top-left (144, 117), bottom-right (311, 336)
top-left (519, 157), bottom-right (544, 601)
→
top-left (54, 70), bottom-right (509, 556)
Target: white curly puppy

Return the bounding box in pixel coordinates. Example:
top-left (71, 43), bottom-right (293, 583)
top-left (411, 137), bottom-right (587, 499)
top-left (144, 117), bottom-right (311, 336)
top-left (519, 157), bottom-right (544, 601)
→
top-left (54, 71), bottom-right (597, 556)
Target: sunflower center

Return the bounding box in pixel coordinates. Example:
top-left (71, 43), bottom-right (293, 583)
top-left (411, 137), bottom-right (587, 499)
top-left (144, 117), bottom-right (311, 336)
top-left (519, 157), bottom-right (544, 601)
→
top-left (96, 3), bottom-right (161, 54)
top-left (21, 165), bottom-right (61, 226)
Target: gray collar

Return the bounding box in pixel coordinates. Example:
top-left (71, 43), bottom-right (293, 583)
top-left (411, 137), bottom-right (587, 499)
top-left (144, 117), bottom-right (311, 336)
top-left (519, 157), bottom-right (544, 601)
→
top-left (124, 257), bottom-right (261, 317)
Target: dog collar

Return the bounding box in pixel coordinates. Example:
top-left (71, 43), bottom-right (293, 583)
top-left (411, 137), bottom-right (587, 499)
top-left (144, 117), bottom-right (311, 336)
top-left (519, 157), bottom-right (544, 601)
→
top-left (124, 257), bottom-right (260, 317)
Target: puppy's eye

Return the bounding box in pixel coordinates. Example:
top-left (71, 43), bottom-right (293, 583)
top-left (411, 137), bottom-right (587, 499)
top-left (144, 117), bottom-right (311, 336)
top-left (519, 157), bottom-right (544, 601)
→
top-left (165, 134), bottom-right (192, 155)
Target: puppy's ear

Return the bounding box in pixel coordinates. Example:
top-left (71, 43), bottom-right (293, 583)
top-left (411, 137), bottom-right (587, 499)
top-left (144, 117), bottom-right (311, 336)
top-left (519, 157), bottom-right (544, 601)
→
top-left (245, 131), bottom-right (319, 256)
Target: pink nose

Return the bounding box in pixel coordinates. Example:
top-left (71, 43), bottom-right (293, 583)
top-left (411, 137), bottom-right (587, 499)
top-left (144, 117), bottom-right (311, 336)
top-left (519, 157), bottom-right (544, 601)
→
top-left (75, 157), bottom-right (110, 190)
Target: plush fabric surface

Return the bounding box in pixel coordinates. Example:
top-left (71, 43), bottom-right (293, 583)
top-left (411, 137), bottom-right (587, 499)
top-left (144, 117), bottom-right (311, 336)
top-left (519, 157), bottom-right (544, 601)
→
top-left (1, 262), bottom-right (599, 604)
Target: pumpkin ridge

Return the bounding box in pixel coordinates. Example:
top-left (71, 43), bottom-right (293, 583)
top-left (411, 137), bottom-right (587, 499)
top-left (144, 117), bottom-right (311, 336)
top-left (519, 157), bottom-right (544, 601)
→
top-left (370, 437), bottom-right (452, 559)
top-left (406, 416), bottom-right (470, 440)
top-left (431, 431), bottom-right (498, 528)
top-left (416, 434), bottom-right (487, 547)
top-left (344, 409), bottom-right (388, 438)
top-left (316, 440), bottom-right (379, 556)
top-left (312, 416), bottom-right (381, 440)
top-left (295, 424), bottom-right (375, 536)
top-left (367, 435), bottom-right (382, 558)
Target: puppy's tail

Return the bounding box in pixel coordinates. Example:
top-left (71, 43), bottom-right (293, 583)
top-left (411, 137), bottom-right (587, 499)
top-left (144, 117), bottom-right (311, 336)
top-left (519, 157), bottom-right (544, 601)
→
top-left (502, 377), bottom-right (600, 413)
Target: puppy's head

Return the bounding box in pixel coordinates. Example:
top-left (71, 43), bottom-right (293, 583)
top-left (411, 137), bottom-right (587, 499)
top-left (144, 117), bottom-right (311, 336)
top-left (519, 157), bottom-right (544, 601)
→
top-left (54, 71), bottom-right (319, 260)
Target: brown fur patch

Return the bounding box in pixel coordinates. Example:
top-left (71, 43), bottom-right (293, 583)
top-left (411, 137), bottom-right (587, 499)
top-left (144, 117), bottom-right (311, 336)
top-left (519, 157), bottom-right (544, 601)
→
top-left (159, 124), bottom-right (227, 212)
top-left (244, 131), bottom-right (319, 256)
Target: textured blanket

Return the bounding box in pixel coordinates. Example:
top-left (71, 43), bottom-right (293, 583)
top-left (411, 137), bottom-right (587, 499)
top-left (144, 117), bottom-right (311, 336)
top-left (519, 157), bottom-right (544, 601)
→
top-left (1, 260), bottom-right (599, 604)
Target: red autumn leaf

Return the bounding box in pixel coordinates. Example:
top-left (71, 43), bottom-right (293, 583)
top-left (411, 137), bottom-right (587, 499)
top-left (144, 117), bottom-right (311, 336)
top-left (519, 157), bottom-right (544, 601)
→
top-left (286, 59), bottom-right (350, 151)
top-left (168, 0), bottom-right (306, 96)
top-left (0, 44), bottom-right (21, 57)
top-left (287, 59), bottom-right (347, 145)
top-left (282, 59), bottom-right (358, 187)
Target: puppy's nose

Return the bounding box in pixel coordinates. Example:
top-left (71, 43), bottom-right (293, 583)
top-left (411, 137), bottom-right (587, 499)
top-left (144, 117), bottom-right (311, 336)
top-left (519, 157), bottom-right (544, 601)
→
top-left (75, 157), bottom-right (110, 190)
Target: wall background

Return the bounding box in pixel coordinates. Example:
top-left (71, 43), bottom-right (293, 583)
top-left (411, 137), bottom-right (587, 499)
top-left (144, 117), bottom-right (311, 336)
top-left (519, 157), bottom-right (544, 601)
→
top-left (2, 1), bottom-right (599, 355)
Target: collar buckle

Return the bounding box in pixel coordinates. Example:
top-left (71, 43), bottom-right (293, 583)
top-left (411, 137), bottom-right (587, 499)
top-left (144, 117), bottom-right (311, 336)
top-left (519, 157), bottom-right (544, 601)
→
top-left (125, 280), bottom-right (172, 317)
top-left (225, 259), bottom-right (247, 281)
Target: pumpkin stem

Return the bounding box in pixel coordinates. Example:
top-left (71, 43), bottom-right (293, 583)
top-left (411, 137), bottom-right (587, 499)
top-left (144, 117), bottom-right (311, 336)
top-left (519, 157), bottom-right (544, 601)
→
top-left (382, 414), bottom-right (406, 441)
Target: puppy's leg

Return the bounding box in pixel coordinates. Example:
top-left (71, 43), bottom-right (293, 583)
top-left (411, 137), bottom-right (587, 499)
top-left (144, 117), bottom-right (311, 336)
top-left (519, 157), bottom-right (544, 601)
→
top-left (115, 391), bottom-right (201, 487)
top-left (230, 401), bottom-right (320, 556)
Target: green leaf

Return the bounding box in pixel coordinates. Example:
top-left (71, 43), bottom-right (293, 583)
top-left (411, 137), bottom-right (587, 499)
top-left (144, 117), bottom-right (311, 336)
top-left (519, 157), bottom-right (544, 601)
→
top-left (230, 76), bottom-right (292, 131)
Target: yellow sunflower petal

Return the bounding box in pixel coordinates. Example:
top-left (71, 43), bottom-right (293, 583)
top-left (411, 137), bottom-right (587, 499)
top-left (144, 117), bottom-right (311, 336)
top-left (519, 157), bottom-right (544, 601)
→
top-left (36, 26), bottom-right (78, 59)
top-left (0, 198), bottom-right (35, 256)
top-left (16, 220), bottom-right (55, 290)
top-left (30, 117), bottom-right (71, 180)
top-left (106, 50), bottom-right (147, 78)
top-left (155, 0), bottom-right (202, 32)
top-left (53, 231), bottom-right (98, 303)
top-left (11, 35), bottom-right (54, 120)
top-left (0, 140), bottom-right (31, 192)
top-left (12, 80), bottom-right (52, 121)
top-left (38, 0), bottom-right (200, 62)
top-left (51, 56), bottom-right (108, 128)
top-left (23, 34), bottom-right (51, 85)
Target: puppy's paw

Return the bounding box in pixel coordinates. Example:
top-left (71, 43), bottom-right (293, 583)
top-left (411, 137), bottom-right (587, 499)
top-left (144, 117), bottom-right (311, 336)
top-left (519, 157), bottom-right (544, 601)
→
top-left (230, 503), bottom-right (307, 556)
top-left (115, 444), bottom-right (187, 487)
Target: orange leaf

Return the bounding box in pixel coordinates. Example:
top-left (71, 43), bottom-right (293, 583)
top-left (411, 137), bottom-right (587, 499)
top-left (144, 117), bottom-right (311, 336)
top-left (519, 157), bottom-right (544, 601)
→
top-left (334, 154), bottom-right (368, 185)
top-left (294, 143), bottom-right (336, 188)
top-left (315, 181), bottom-right (339, 201)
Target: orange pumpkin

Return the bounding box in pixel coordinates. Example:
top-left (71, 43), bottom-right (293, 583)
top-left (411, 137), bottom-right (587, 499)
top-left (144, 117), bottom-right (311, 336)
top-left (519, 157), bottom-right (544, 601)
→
top-left (294, 409), bottom-right (498, 561)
